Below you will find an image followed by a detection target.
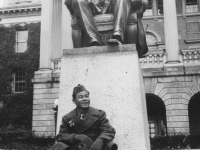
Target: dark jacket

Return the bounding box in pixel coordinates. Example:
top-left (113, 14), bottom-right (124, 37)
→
top-left (56, 107), bottom-right (116, 150)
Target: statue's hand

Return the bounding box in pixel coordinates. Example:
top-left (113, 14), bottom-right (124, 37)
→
top-left (65, 0), bottom-right (75, 16)
top-left (131, 0), bottom-right (148, 11)
top-left (131, 0), bottom-right (148, 18)
top-left (141, 0), bottom-right (148, 11)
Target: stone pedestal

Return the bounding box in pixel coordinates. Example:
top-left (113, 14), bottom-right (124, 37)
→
top-left (57, 44), bottom-right (150, 150)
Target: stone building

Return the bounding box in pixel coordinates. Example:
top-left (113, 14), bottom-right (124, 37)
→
top-left (1, 0), bottom-right (200, 138)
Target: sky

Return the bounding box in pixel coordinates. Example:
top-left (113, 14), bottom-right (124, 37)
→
top-left (0, 0), bottom-right (4, 8)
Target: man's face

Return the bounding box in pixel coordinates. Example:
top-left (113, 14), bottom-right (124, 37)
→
top-left (73, 91), bottom-right (90, 108)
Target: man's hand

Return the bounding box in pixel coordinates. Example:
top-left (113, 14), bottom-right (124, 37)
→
top-left (74, 134), bottom-right (93, 148)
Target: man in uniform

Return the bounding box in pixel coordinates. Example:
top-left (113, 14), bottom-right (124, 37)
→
top-left (50, 84), bottom-right (117, 150)
top-left (65, 0), bottom-right (148, 57)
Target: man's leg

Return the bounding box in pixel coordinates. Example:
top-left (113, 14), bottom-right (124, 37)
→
top-left (110, 0), bottom-right (131, 44)
top-left (71, 0), bottom-right (103, 46)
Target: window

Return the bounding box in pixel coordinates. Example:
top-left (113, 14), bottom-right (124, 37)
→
top-left (146, 94), bottom-right (167, 137)
top-left (13, 71), bottom-right (25, 93)
top-left (149, 119), bottom-right (166, 137)
top-left (144, 0), bottom-right (153, 16)
top-left (145, 30), bottom-right (162, 45)
top-left (183, 0), bottom-right (200, 13)
top-left (144, 0), bottom-right (163, 16)
top-left (186, 0), bottom-right (198, 13)
top-left (157, 0), bottom-right (163, 15)
top-left (146, 32), bottom-right (158, 45)
top-left (149, 121), bottom-right (156, 138)
top-left (16, 30), bottom-right (28, 53)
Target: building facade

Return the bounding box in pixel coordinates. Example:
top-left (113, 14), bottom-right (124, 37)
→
top-left (0, 0), bottom-right (41, 130)
top-left (1, 0), bottom-right (200, 137)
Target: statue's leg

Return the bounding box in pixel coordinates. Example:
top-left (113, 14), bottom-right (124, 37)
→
top-left (111, 0), bottom-right (131, 44)
top-left (72, 0), bottom-right (103, 46)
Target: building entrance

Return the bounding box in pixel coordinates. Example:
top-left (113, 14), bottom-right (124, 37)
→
top-left (189, 92), bottom-right (200, 135)
top-left (146, 94), bottom-right (167, 137)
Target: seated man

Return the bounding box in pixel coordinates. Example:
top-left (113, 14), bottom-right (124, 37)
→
top-left (50, 84), bottom-right (117, 150)
top-left (65, 0), bottom-right (148, 57)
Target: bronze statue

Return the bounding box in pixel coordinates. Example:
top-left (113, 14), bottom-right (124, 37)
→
top-left (65, 0), bottom-right (148, 57)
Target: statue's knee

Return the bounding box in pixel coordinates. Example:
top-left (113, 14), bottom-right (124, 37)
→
top-left (74, 0), bottom-right (86, 4)
top-left (73, 0), bottom-right (90, 6)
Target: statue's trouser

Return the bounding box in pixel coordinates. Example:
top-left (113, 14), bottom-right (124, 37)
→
top-left (71, 0), bottom-right (131, 46)
top-left (112, 0), bottom-right (131, 43)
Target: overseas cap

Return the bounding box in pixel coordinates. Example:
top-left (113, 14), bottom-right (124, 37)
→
top-left (72, 84), bottom-right (89, 98)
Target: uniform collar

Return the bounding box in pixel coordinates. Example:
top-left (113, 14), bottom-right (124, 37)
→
top-left (65, 107), bottom-right (100, 133)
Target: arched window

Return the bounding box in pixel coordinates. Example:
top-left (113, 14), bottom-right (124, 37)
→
top-left (188, 92), bottom-right (200, 135)
top-left (145, 30), bottom-right (162, 46)
top-left (146, 32), bottom-right (158, 45)
top-left (146, 94), bottom-right (167, 137)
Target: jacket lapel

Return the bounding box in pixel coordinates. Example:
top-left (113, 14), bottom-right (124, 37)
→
top-left (78, 107), bottom-right (99, 133)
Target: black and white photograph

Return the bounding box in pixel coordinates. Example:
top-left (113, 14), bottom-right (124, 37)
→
top-left (0, 0), bottom-right (200, 149)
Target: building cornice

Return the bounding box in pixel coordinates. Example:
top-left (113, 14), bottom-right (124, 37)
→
top-left (0, 4), bottom-right (41, 11)
top-left (185, 39), bottom-right (200, 44)
top-left (0, 4), bottom-right (41, 18)
top-left (142, 12), bottom-right (200, 21)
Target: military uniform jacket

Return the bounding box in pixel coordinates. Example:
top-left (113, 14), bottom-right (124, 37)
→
top-left (56, 107), bottom-right (116, 148)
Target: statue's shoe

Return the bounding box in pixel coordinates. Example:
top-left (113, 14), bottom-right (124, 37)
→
top-left (108, 39), bottom-right (122, 45)
top-left (90, 41), bottom-right (101, 47)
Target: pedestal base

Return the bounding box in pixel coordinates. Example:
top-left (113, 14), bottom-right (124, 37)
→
top-left (57, 44), bottom-right (150, 150)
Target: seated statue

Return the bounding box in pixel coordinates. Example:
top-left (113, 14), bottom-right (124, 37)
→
top-left (65, 0), bottom-right (148, 57)
top-left (49, 84), bottom-right (117, 150)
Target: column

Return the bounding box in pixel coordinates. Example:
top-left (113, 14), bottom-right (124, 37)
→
top-left (182, 0), bottom-right (186, 13)
top-left (152, 0), bottom-right (157, 15)
top-left (62, 0), bottom-right (73, 51)
top-left (39, 0), bottom-right (54, 69)
top-left (198, 0), bottom-right (200, 12)
top-left (51, 0), bottom-right (62, 59)
top-left (164, 0), bottom-right (181, 64)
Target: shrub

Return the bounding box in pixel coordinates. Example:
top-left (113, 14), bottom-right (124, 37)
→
top-left (0, 23), bottom-right (40, 129)
top-left (0, 127), bottom-right (55, 149)
top-left (150, 133), bottom-right (200, 149)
